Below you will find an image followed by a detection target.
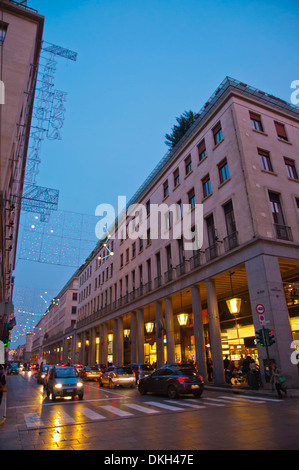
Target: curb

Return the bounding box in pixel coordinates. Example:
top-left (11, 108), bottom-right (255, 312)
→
top-left (0, 392), bottom-right (6, 426)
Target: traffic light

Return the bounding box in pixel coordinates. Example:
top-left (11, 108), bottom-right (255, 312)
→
top-left (1, 323), bottom-right (11, 347)
top-left (267, 329), bottom-right (276, 346)
top-left (255, 329), bottom-right (265, 346)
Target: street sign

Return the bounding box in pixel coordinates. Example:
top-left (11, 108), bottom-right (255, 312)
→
top-left (256, 304), bottom-right (265, 315)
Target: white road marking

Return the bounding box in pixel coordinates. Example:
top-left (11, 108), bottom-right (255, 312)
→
top-left (124, 403), bottom-right (160, 414)
top-left (165, 400), bottom-right (206, 409)
top-left (100, 405), bottom-right (133, 417)
top-left (79, 407), bottom-right (105, 420)
top-left (145, 401), bottom-right (186, 411)
top-left (24, 413), bottom-right (44, 428)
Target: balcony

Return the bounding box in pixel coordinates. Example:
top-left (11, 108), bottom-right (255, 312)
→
top-left (205, 244), bottom-right (218, 261)
top-left (223, 231), bottom-right (239, 251)
top-left (274, 224), bottom-right (293, 241)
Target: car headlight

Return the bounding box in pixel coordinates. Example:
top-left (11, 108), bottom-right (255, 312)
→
top-left (54, 383), bottom-right (63, 389)
top-left (77, 382), bottom-right (83, 388)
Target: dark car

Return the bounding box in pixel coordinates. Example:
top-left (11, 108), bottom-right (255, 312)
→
top-left (80, 366), bottom-right (102, 381)
top-left (128, 363), bottom-right (154, 384)
top-left (138, 367), bottom-right (204, 398)
top-left (161, 362), bottom-right (198, 372)
top-left (7, 363), bottom-right (19, 375)
top-left (45, 365), bottom-right (84, 401)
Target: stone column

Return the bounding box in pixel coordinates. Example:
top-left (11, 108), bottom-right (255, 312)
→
top-left (155, 300), bottom-right (164, 368)
top-left (206, 278), bottom-right (225, 384)
top-left (246, 254), bottom-right (299, 387)
top-left (88, 327), bottom-right (96, 365)
top-left (191, 284), bottom-right (208, 381)
top-left (137, 308), bottom-right (145, 364)
top-left (117, 316), bottom-right (124, 366)
top-left (113, 319), bottom-right (118, 366)
top-left (165, 297), bottom-right (175, 363)
top-left (101, 323), bottom-right (108, 367)
top-left (130, 311), bottom-right (137, 363)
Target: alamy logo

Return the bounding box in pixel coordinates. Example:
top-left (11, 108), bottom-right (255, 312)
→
top-left (0, 80), bottom-right (4, 104)
top-left (290, 80), bottom-right (299, 105)
top-left (95, 196), bottom-right (203, 251)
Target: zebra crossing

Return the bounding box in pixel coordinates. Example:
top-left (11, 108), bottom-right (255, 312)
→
top-left (22, 394), bottom-right (281, 429)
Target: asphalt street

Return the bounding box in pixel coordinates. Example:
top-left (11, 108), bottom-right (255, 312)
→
top-left (1, 370), bottom-right (299, 451)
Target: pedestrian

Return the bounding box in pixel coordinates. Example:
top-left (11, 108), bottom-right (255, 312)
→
top-left (206, 357), bottom-right (213, 382)
top-left (0, 365), bottom-right (6, 405)
top-left (270, 363), bottom-right (287, 399)
top-left (225, 360), bottom-right (235, 385)
top-left (248, 358), bottom-right (259, 390)
top-left (223, 355), bottom-right (230, 370)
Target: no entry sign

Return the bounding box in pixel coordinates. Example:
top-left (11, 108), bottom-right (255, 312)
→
top-left (256, 304), bottom-right (265, 315)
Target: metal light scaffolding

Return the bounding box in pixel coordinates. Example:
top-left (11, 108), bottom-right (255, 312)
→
top-left (22, 40), bottom-right (77, 222)
top-left (19, 210), bottom-right (99, 268)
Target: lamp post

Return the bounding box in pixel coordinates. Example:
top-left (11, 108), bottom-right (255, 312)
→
top-left (226, 272), bottom-right (242, 356)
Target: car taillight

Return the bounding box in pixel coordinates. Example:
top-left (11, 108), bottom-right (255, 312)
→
top-left (176, 377), bottom-right (189, 382)
top-left (198, 376), bottom-right (203, 381)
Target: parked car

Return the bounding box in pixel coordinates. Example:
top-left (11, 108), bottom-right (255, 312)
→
top-left (45, 365), bottom-right (84, 401)
top-left (7, 363), bottom-right (19, 375)
top-left (37, 364), bottom-right (51, 385)
top-left (80, 365), bottom-right (102, 381)
top-left (138, 366), bottom-right (204, 398)
top-left (128, 363), bottom-right (154, 384)
top-left (99, 366), bottom-right (135, 388)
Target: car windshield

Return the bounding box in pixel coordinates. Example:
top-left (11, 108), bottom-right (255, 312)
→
top-left (116, 367), bottom-right (133, 374)
top-left (55, 367), bottom-right (78, 378)
top-left (141, 365), bottom-right (153, 371)
top-left (90, 366), bottom-right (99, 371)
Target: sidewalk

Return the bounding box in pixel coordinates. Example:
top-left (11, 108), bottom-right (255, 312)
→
top-left (204, 382), bottom-right (299, 399)
top-left (0, 391), bottom-right (6, 426)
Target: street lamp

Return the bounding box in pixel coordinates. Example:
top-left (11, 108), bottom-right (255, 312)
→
top-left (226, 271), bottom-right (242, 315)
top-left (145, 322), bottom-right (154, 333)
top-left (177, 313), bottom-right (189, 326)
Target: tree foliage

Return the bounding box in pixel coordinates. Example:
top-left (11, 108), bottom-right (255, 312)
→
top-left (165, 110), bottom-right (197, 149)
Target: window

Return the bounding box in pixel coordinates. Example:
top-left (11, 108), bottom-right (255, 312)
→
top-left (174, 168), bottom-right (180, 187)
top-left (284, 158), bottom-right (298, 180)
top-left (71, 306), bottom-right (77, 314)
top-left (218, 159), bottom-right (230, 184)
top-left (223, 201), bottom-right (238, 250)
top-left (72, 293), bottom-right (77, 301)
top-left (274, 121), bottom-right (288, 141)
top-left (163, 180), bottom-right (169, 198)
top-left (126, 248), bottom-right (129, 263)
top-left (250, 112), bottom-right (264, 132)
top-left (258, 149), bottom-right (273, 172)
top-left (0, 22), bottom-right (8, 45)
top-left (185, 154), bottom-right (192, 175)
top-left (198, 139), bottom-right (207, 162)
top-left (120, 253), bottom-right (123, 268)
top-left (269, 193), bottom-right (283, 221)
top-left (132, 242), bottom-right (136, 258)
top-left (213, 122), bottom-right (223, 145)
top-left (139, 237), bottom-right (143, 252)
top-left (146, 200), bottom-right (151, 216)
top-left (176, 200), bottom-right (183, 220)
top-left (147, 228), bottom-right (151, 246)
top-left (206, 214), bottom-right (218, 259)
top-left (202, 175), bottom-right (212, 198)
top-left (188, 188), bottom-right (196, 209)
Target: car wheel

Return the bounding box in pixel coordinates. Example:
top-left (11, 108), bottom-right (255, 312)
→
top-left (167, 385), bottom-right (178, 399)
top-left (99, 378), bottom-right (103, 387)
top-left (79, 394), bottom-right (84, 400)
top-left (138, 383), bottom-right (147, 395)
top-left (193, 390), bottom-right (203, 398)
top-left (51, 393), bottom-right (56, 401)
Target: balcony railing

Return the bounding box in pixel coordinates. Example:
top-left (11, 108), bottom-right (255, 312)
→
top-left (274, 224), bottom-right (293, 241)
top-left (223, 231), bottom-right (239, 251)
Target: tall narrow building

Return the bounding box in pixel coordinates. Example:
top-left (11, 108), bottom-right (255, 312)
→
top-left (0, 1), bottom-right (44, 349)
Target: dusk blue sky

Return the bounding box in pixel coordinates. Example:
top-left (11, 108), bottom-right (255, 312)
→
top-left (12, 0), bottom-right (299, 346)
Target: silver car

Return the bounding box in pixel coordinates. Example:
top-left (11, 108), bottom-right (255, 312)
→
top-left (45, 365), bottom-right (84, 401)
top-left (99, 366), bottom-right (135, 388)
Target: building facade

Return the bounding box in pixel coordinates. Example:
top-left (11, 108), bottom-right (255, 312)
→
top-left (31, 272), bottom-right (79, 364)
top-left (0, 1), bottom-right (44, 352)
top-left (37, 77), bottom-right (299, 387)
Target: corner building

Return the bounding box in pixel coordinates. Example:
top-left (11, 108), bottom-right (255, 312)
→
top-left (76, 77), bottom-right (299, 387)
